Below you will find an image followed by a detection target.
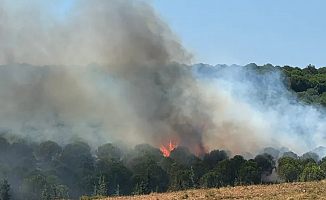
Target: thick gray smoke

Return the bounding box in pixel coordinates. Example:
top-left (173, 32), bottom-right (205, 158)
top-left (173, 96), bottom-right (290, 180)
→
top-left (0, 0), bottom-right (209, 153)
top-left (0, 0), bottom-right (325, 158)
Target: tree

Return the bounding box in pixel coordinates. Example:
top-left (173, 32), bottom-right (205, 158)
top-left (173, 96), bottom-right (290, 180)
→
top-left (230, 155), bottom-right (246, 179)
top-left (303, 64), bottom-right (318, 75)
top-left (238, 160), bottom-right (261, 185)
top-left (170, 147), bottom-right (198, 167)
top-left (9, 141), bottom-right (34, 166)
top-left (300, 152), bottom-right (319, 163)
top-left (277, 157), bottom-right (301, 182)
top-left (199, 171), bottom-right (224, 188)
top-left (130, 174), bottom-right (150, 195)
top-left (55, 185), bottom-right (69, 199)
top-left (95, 174), bottom-right (107, 196)
top-left (0, 179), bottom-right (10, 200)
top-left (319, 159), bottom-right (326, 173)
top-left (115, 184), bottom-right (120, 196)
top-left (134, 144), bottom-right (163, 162)
top-left (35, 141), bottom-right (62, 162)
top-left (158, 157), bottom-right (175, 173)
top-left (41, 184), bottom-right (51, 200)
top-left (96, 143), bottom-right (121, 160)
top-left (281, 151), bottom-right (298, 160)
top-left (190, 160), bottom-right (208, 188)
top-left (132, 182), bottom-right (149, 195)
top-left (300, 165), bottom-right (325, 182)
top-left (20, 174), bottom-right (48, 199)
top-left (254, 153), bottom-right (275, 178)
top-left (214, 159), bottom-right (234, 186)
top-left (168, 163), bottom-right (193, 191)
top-left (97, 158), bottom-right (133, 195)
top-left (59, 141), bottom-right (93, 171)
top-left (0, 137), bottom-right (10, 161)
top-left (203, 150), bottom-right (228, 169)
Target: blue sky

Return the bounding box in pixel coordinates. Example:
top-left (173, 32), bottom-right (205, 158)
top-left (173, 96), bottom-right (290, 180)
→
top-left (56, 0), bottom-right (326, 68)
top-left (149, 0), bottom-right (326, 68)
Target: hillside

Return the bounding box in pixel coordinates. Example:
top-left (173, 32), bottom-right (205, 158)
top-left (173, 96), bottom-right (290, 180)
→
top-left (102, 180), bottom-right (326, 200)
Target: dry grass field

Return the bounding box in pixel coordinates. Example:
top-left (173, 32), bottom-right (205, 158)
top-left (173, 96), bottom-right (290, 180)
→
top-left (100, 181), bottom-right (326, 200)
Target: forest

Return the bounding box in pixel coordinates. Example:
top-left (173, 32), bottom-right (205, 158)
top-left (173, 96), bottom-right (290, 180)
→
top-left (0, 63), bottom-right (326, 200)
top-left (248, 63), bottom-right (326, 106)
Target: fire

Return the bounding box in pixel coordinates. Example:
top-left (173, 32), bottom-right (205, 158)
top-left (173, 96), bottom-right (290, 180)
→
top-left (159, 121), bottom-right (209, 158)
top-left (202, 142), bottom-right (209, 154)
top-left (195, 142), bottom-right (209, 157)
top-left (160, 140), bottom-right (179, 157)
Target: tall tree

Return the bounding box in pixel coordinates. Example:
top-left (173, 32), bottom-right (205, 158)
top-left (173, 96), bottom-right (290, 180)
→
top-left (0, 179), bottom-right (10, 200)
top-left (41, 184), bottom-right (51, 200)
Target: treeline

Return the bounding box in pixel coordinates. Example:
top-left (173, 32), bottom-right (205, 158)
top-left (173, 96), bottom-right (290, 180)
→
top-left (0, 133), bottom-right (326, 200)
top-left (245, 63), bottom-right (326, 106)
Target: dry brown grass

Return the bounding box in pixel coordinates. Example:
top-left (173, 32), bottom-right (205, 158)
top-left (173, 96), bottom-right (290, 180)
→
top-left (101, 180), bottom-right (326, 200)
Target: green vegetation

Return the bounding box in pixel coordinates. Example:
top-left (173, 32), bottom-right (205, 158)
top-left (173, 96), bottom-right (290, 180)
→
top-left (246, 63), bottom-right (326, 106)
top-left (0, 134), bottom-right (326, 200)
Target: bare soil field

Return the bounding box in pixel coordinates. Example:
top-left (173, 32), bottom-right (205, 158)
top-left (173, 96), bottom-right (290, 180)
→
top-left (102, 181), bottom-right (326, 200)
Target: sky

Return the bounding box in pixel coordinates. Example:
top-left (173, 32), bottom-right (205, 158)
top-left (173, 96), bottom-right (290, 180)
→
top-left (149, 0), bottom-right (326, 68)
top-left (56, 0), bottom-right (326, 68)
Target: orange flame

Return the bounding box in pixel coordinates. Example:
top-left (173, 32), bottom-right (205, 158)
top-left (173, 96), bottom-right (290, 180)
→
top-left (201, 122), bottom-right (209, 154)
top-left (195, 142), bottom-right (209, 157)
top-left (195, 144), bottom-right (201, 157)
top-left (202, 142), bottom-right (209, 154)
top-left (160, 140), bottom-right (179, 157)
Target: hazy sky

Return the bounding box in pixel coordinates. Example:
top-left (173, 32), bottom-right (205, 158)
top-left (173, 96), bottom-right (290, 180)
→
top-left (56, 0), bottom-right (326, 68)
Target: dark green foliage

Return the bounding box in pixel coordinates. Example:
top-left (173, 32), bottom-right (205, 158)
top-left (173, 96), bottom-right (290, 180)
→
top-left (41, 184), bottom-right (51, 200)
top-left (281, 151), bottom-right (299, 159)
top-left (199, 171), bottom-right (224, 188)
top-left (300, 152), bottom-right (319, 163)
top-left (260, 147), bottom-right (280, 160)
top-left (254, 153), bottom-right (275, 178)
top-left (238, 160), bottom-right (261, 185)
top-left (96, 143), bottom-right (121, 160)
top-left (277, 157), bottom-right (301, 182)
top-left (170, 147), bottom-right (198, 167)
top-left (203, 150), bottom-right (228, 169)
top-left (300, 165), bottom-right (325, 182)
top-left (95, 175), bottom-right (107, 197)
top-left (213, 159), bottom-right (235, 186)
top-left (319, 158), bottom-right (326, 172)
top-left (115, 184), bottom-right (120, 196)
top-left (134, 144), bottom-right (163, 162)
top-left (20, 174), bottom-right (48, 199)
top-left (229, 155), bottom-right (246, 182)
top-left (35, 141), bottom-right (62, 162)
top-left (158, 157), bottom-right (175, 173)
top-left (190, 160), bottom-right (209, 188)
top-left (60, 141), bottom-right (93, 171)
top-left (130, 174), bottom-right (150, 195)
top-left (168, 163), bottom-right (194, 191)
top-left (0, 179), bottom-right (10, 200)
top-left (281, 64), bottom-right (326, 105)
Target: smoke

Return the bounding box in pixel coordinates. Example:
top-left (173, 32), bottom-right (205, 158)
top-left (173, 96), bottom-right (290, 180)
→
top-left (194, 64), bottom-right (326, 157)
top-left (0, 0), bottom-right (325, 158)
top-left (0, 0), bottom-right (203, 150)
